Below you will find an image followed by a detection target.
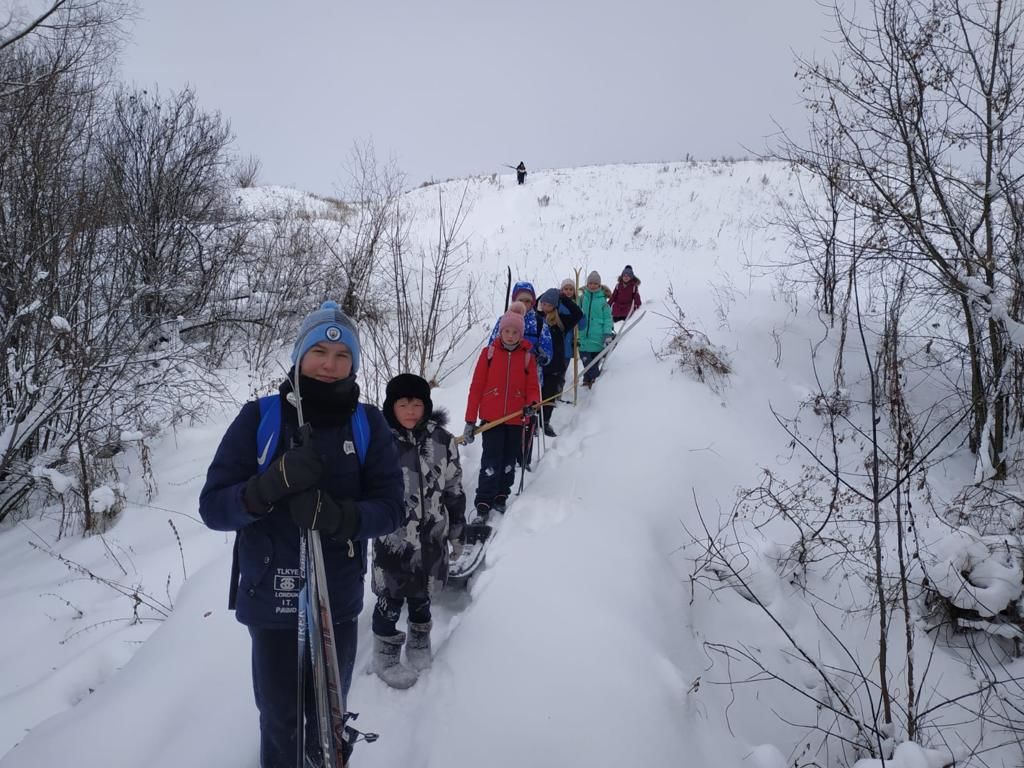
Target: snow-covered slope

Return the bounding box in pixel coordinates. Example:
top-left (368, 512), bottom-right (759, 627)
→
top-left (0, 161), bottom-right (988, 768)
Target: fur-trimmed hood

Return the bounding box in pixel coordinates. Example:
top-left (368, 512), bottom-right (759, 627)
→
top-left (387, 406), bottom-right (451, 439)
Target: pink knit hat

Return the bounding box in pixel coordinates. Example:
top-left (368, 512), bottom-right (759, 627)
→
top-left (507, 300), bottom-right (527, 316)
top-left (498, 309), bottom-right (525, 335)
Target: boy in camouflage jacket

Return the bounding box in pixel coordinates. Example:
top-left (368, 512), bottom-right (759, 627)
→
top-left (371, 373), bottom-right (466, 688)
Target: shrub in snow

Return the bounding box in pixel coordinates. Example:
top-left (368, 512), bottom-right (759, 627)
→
top-left (232, 153), bottom-right (261, 188)
top-left (923, 527), bottom-right (1023, 644)
top-left (852, 740), bottom-right (953, 768)
top-left (88, 485), bottom-right (119, 517)
top-left (656, 287), bottom-right (732, 394)
top-left (50, 315), bottom-right (71, 332)
top-left (31, 466), bottom-right (77, 495)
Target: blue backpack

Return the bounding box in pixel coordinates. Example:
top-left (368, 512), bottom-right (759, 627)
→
top-left (255, 395), bottom-right (370, 470)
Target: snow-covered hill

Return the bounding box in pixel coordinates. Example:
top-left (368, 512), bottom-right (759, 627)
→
top-left (0, 161), bottom-right (996, 768)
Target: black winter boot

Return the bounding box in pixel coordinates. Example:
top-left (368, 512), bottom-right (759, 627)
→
top-left (475, 501), bottom-right (491, 523)
top-left (405, 621), bottom-right (433, 672)
top-left (372, 632), bottom-right (418, 689)
top-left (492, 495), bottom-right (508, 514)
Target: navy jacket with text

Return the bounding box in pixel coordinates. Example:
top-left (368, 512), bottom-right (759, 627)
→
top-left (199, 395), bottom-right (403, 628)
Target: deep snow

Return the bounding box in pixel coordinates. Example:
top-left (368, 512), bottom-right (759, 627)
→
top-left (0, 161), bottom-right (1010, 768)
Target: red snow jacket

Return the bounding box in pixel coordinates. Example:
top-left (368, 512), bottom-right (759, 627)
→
top-left (609, 277), bottom-right (642, 320)
top-left (465, 338), bottom-right (541, 424)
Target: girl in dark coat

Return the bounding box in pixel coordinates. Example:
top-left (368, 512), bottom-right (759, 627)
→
top-left (535, 287), bottom-right (582, 436)
top-left (199, 301), bottom-right (403, 768)
top-left (609, 264), bottom-right (642, 322)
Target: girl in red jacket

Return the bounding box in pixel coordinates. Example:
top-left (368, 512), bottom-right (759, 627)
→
top-left (462, 309), bottom-right (541, 521)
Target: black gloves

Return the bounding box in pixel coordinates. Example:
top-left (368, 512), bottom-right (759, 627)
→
top-left (522, 402), bottom-right (539, 419)
top-left (462, 422), bottom-right (476, 445)
top-left (290, 489), bottom-right (361, 541)
top-left (245, 425), bottom-right (323, 515)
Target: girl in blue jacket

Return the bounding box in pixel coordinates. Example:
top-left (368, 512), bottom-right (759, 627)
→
top-left (199, 301), bottom-right (403, 768)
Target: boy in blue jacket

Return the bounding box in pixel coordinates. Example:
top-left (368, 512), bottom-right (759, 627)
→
top-left (199, 301), bottom-right (403, 768)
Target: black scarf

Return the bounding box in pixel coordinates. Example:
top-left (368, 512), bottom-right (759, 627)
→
top-left (280, 370), bottom-right (360, 427)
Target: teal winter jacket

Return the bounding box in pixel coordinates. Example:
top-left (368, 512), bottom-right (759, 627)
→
top-left (577, 287), bottom-right (613, 353)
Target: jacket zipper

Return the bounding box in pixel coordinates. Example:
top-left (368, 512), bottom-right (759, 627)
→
top-left (503, 347), bottom-right (512, 415)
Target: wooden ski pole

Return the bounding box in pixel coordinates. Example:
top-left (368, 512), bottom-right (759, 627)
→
top-left (455, 394), bottom-right (559, 445)
top-left (573, 266), bottom-right (581, 406)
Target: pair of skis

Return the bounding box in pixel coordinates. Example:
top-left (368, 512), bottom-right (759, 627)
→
top-left (297, 530), bottom-right (349, 767)
top-left (598, 304), bottom-right (642, 375)
top-left (293, 376), bottom-right (376, 768)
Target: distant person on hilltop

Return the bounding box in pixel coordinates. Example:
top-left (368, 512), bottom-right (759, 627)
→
top-left (609, 264), bottom-right (642, 322)
top-left (516, 161), bottom-right (527, 185)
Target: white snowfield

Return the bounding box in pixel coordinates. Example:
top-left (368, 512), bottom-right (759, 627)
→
top-left (0, 162), bottom-right (992, 768)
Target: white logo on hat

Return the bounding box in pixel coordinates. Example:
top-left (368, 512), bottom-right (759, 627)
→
top-left (343, 440), bottom-right (355, 455)
top-left (326, 326), bottom-right (342, 341)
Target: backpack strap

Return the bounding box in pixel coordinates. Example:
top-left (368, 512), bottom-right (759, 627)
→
top-left (352, 402), bottom-right (370, 464)
top-left (235, 395), bottom-right (282, 610)
top-left (486, 344), bottom-right (529, 373)
top-left (255, 395), bottom-right (282, 475)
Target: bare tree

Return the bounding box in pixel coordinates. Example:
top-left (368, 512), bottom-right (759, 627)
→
top-left (230, 213), bottom-right (349, 396)
top-left (0, 33), bottom-right (109, 526)
top-left (776, 0), bottom-right (1024, 480)
top-left (0, 36), bottom-right (249, 532)
top-left (232, 152), bottom-right (261, 188)
top-left (326, 140), bottom-right (405, 323)
top-left (99, 85), bottom-right (239, 334)
top-left (362, 184), bottom-right (480, 397)
top-left (0, 1), bottom-right (132, 91)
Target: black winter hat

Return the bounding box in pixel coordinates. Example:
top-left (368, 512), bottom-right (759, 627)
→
top-left (383, 373), bottom-right (433, 427)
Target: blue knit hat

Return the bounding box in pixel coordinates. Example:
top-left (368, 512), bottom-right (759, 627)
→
top-left (538, 288), bottom-right (560, 308)
top-left (291, 300), bottom-right (361, 373)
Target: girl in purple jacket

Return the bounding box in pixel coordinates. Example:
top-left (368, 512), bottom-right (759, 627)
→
top-left (609, 264), bottom-right (642, 322)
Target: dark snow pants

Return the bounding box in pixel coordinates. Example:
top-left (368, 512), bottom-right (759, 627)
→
top-left (475, 423), bottom-right (523, 506)
top-left (372, 593), bottom-right (431, 636)
top-left (541, 372), bottom-right (564, 426)
top-left (248, 620), bottom-right (357, 768)
top-left (579, 350), bottom-right (602, 384)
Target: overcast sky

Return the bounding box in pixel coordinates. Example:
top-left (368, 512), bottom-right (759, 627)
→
top-left (119, 1), bottom-right (833, 196)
